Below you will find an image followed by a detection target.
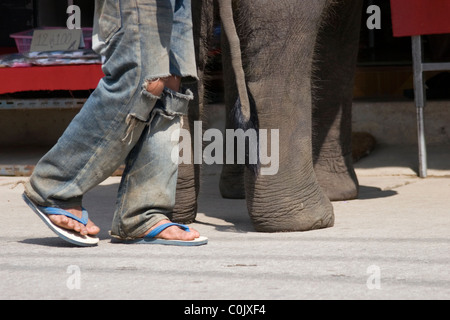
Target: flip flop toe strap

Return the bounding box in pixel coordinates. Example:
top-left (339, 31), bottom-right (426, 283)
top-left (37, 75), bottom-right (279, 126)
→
top-left (38, 206), bottom-right (89, 226)
top-left (145, 223), bottom-right (190, 239)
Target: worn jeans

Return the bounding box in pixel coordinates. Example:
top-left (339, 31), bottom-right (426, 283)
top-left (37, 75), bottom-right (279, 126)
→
top-left (24, 0), bottom-right (197, 239)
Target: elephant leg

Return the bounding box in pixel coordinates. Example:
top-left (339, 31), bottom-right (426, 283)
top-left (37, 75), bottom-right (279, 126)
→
top-left (312, 0), bottom-right (363, 201)
top-left (219, 163), bottom-right (245, 199)
top-left (171, 86), bottom-right (201, 224)
top-left (235, 0), bottom-right (334, 232)
top-left (171, 0), bottom-right (215, 224)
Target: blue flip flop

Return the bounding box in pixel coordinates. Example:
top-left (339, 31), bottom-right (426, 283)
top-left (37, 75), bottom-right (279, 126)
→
top-left (22, 193), bottom-right (99, 247)
top-left (111, 222), bottom-right (208, 246)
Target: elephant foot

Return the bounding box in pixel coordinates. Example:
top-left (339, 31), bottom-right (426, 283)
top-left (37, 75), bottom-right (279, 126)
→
top-left (314, 154), bottom-right (359, 201)
top-left (247, 175), bottom-right (335, 232)
top-left (219, 164), bottom-right (246, 199)
top-left (316, 169), bottom-right (359, 201)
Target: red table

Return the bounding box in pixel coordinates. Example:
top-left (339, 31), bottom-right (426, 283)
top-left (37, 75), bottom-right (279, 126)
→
top-left (0, 64), bottom-right (104, 95)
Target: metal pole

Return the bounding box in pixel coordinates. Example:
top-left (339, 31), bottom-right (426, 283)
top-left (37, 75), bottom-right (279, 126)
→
top-left (411, 36), bottom-right (427, 178)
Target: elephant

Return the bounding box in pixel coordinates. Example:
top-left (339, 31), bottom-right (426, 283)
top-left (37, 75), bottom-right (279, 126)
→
top-left (170, 0), bottom-right (363, 232)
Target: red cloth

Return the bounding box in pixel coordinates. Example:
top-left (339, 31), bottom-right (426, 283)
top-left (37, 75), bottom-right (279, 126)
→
top-left (0, 64), bottom-right (104, 94)
top-left (391, 0), bottom-right (450, 37)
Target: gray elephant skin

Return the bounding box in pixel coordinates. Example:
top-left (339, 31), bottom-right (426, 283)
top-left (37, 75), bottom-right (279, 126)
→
top-left (171, 0), bottom-right (363, 233)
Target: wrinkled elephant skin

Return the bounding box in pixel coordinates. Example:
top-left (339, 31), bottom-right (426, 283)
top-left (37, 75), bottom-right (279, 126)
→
top-left (172, 0), bottom-right (362, 232)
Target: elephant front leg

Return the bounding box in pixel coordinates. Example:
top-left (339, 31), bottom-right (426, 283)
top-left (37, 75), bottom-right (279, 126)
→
top-left (244, 81), bottom-right (334, 232)
top-left (234, 0), bottom-right (334, 232)
top-left (312, 0), bottom-right (363, 201)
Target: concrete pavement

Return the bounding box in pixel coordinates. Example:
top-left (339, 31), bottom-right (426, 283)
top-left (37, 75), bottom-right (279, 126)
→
top-left (0, 143), bottom-right (449, 300)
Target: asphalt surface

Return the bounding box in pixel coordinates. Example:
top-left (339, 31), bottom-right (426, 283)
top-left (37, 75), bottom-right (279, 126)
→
top-left (0, 143), bottom-right (449, 300)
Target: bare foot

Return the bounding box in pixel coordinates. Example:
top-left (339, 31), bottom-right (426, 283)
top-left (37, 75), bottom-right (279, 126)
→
top-left (49, 207), bottom-right (100, 236)
top-left (141, 219), bottom-right (200, 241)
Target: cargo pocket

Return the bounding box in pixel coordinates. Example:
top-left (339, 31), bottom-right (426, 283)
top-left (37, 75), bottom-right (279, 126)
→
top-left (153, 88), bottom-right (194, 120)
top-left (121, 89), bottom-right (160, 145)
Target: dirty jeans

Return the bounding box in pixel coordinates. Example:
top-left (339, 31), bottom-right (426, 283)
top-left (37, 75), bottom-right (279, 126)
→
top-left (24, 0), bottom-right (197, 239)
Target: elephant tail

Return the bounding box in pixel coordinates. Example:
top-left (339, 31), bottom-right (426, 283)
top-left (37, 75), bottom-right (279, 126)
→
top-left (232, 89), bottom-right (260, 175)
top-left (219, 0), bottom-right (260, 175)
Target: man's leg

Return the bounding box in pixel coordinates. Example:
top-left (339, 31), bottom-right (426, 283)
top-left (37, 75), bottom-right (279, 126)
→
top-left (110, 82), bottom-right (197, 239)
top-left (24, 0), bottom-right (159, 237)
top-left (109, 0), bottom-right (202, 241)
top-left (24, 0), bottom-right (202, 242)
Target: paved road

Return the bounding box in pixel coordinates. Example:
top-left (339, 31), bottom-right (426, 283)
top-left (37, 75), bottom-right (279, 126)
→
top-left (0, 146), bottom-right (449, 300)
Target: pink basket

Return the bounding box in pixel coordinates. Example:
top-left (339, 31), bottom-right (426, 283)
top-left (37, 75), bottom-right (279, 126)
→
top-left (10, 27), bottom-right (93, 53)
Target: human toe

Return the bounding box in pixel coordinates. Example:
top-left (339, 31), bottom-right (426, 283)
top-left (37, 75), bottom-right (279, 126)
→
top-left (86, 221), bottom-right (100, 236)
